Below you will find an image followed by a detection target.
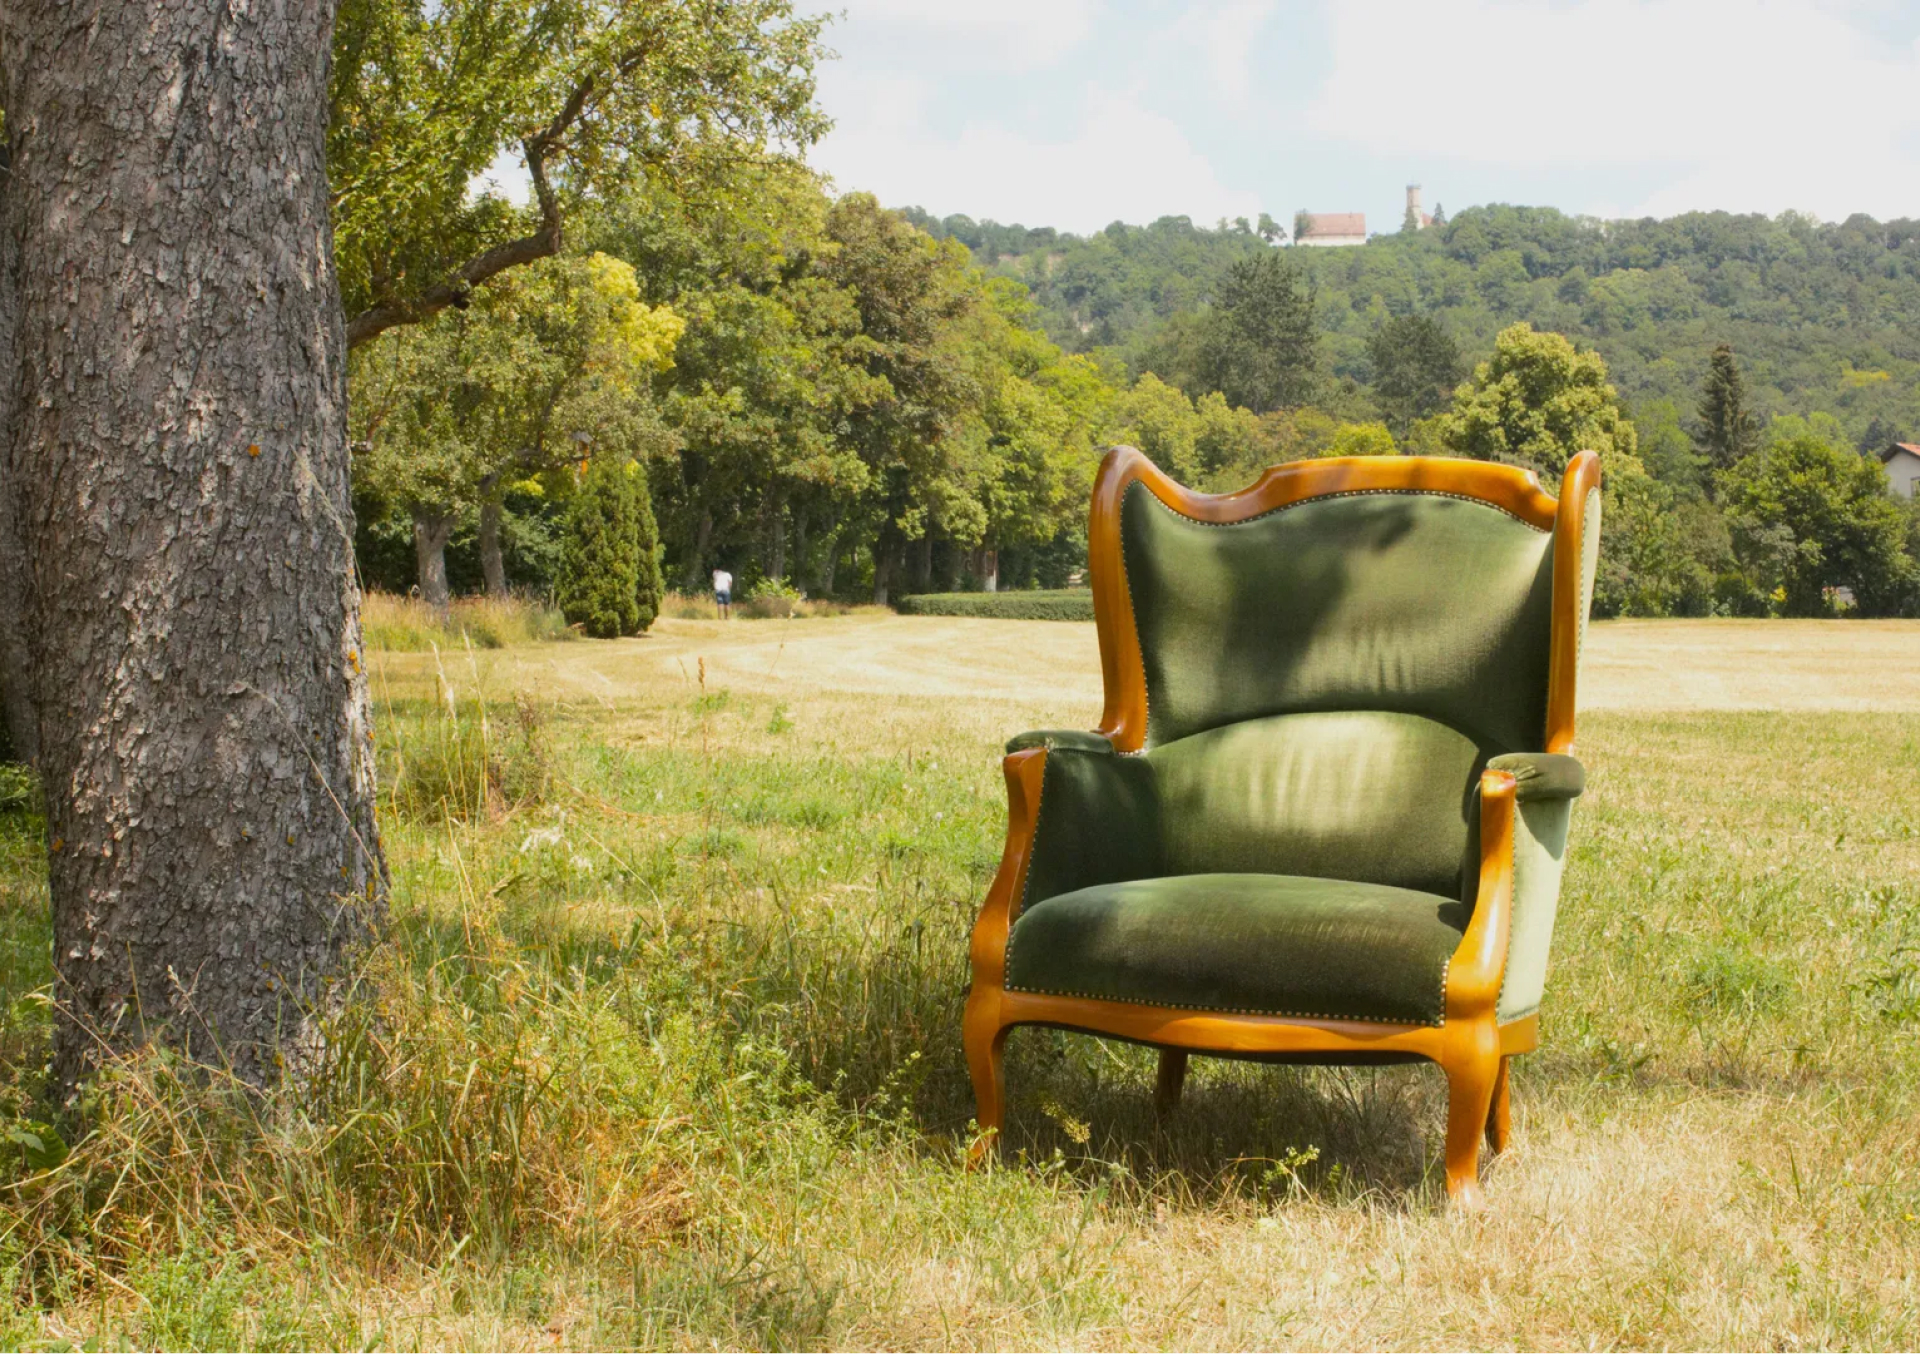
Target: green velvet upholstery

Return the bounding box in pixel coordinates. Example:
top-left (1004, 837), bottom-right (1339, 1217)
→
top-left (1488, 751), bottom-right (1585, 801)
top-left (1018, 743), bottom-right (1161, 915)
top-left (1001, 475), bottom-right (1599, 1031)
top-left (1150, 710), bottom-right (1490, 899)
top-left (1120, 483), bottom-right (1554, 750)
top-left (1006, 873), bottom-right (1467, 1025)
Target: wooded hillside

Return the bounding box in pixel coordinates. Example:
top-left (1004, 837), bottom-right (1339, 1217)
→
top-left (906, 205), bottom-right (1920, 458)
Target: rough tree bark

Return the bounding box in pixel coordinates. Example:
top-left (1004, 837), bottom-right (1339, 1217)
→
top-left (0, 143), bottom-right (38, 764)
top-left (1, 0), bottom-right (386, 1090)
top-left (477, 498), bottom-right (508, 598)
top-left (412, 512), bottom-right (456, 610)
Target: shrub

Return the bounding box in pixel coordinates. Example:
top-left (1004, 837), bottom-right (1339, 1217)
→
top-left (737, 576), bottom-right (804, 619)
top-left (556, 458), bottom-right (642, 638)
top-left (633, 461), bottom-right (663, 633)
top-left (896, 589), bottom-right (1094, 621)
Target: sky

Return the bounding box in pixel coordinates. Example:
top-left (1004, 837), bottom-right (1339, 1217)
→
top-left (805, 0), bottom-right (1920, 236)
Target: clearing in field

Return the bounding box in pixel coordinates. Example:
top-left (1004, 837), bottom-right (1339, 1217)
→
top-left (2, 614), bottom-right (1918, 1348)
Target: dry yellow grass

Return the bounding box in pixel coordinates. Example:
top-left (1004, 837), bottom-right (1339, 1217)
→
top-left (2, 615), bottom-right (1917, 1348)
top-left (446, 613), bottom-right (1920, 715)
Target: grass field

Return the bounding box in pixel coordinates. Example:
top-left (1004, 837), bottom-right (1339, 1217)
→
top-left (1, 615), bottom-right (1918, 1348)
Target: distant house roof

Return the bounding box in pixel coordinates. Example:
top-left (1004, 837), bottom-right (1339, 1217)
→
top-left (1298, 212), bottom-right (1366, 240)
top-left (1881, 442), bottom-right (1920, 462)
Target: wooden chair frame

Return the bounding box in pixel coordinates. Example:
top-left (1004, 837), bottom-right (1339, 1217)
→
top-left (964, 448), bottom-right (1603, 1206)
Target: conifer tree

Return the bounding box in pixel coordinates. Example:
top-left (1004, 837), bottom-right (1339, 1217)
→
top-left (632, 461), bottom-right (664, 633)
top-left (557, 458), bottom-right (643, 638)
top-left (1697, 343), bottom-right (1759, 478)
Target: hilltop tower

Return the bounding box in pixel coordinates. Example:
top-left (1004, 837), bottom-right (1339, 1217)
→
top-left (1403, 184), bottom-right (1433, 232)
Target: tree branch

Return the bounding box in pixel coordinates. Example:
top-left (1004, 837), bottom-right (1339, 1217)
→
top-left (344, 72), bottom-right (599, 349)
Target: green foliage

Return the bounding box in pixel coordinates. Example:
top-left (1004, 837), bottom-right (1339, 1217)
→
top-left (1327, 421), bottom-right (1398, 457)
top-left (1437, 322), bottom-right (1639, 477)
top-left (350, 251), bottom-right (682, 595)
top-left (329, 0), bottom-right (830, 332)
top-left (895, 590), bottom-right (1095, 621)
top-left (557, 459), bottom-right (644, 638)
top-left (1198, 251), bottom-right (1319, 413)
top-left (632, 460), bottom-right (664, 632)
top-left (931, 203), bottom-right (1920, 466)
top-left (1367, 314), bottom-right (1462, 432)
top-left (1698, 343), bottom-right (1760, 477)
top-left (1719, 431), bottom-right (1918, 616)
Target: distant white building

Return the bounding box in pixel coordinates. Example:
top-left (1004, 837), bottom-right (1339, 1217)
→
top-left (1294, 211), bottom-right (1366, 247)
top-left (1882, 442), bottom-right (1920, 498)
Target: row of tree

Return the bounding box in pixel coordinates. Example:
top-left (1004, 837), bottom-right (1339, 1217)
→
top-left (357, 195), bottom-right (1920, 620)
top-left (351, 178), bottom-right (1415, 607)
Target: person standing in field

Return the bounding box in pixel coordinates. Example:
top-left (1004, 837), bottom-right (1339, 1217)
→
top-left (712, 566), bottom-right (734, 619)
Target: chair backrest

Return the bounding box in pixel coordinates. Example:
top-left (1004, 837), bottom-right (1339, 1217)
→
top-left (1089, 451), bottom-right (1602, 895)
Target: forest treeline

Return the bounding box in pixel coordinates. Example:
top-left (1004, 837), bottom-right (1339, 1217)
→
top-left (353, 145), bottom-right (1920, 623)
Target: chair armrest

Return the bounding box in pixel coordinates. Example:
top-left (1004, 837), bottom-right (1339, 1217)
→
top-left (1487, 751), bottom-right (1585, 801)
top-left (1472, 754), bottom-right (1584, 1023)
top-left (968, 740), bottom-right (1160, 993)
top-left (1005, 729), bottom-right (1117, 756)
top-left (1019, 742), bottom-right (1160, 911)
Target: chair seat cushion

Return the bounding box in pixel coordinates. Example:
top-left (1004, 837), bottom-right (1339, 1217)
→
top-left (1006, 873), bottom-right (1468, 1026)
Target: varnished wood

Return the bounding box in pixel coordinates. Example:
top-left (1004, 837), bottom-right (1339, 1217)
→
top-left (1153, 1049), bottom-right (1188, 1117)
top-left (1088, 448), bottom-right (1562, 753)
top-left (976, 447), bottom-right (1594, 1202)
top-left (963, 747), bottom-right (1046, 1158)
top-left (1486, 1057), bottom-right (1512, 1155)
top-left (1546, 450), bottom-right (1603, 754)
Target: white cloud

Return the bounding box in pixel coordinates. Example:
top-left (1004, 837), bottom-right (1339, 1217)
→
top-left (813, 81), bottom-right (1263, 231)
top-left (1307, 0), bottom-right (1920, 220)
top-left (833, 0), bottom-right (1103, 70)
top-left (1194, 0), bottom-right (1276, 107)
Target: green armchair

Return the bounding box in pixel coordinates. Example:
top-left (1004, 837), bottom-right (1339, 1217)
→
top-left (965, 447), bottom-right (1603, 1205)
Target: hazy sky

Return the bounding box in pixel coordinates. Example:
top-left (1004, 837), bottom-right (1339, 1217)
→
top-left (807, 0), bottom-right (1920, 235)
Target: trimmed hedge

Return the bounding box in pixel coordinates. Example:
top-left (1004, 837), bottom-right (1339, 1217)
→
top-left (896, 589), bottom-right (1093, 621)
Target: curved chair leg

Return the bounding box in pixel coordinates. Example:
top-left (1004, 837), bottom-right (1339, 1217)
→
top-left (963, 994), bottom-right (1010, 1164)
top-left (1485, 1056), bottom-right (1512, 1155)
top-left (1153, 1048), bottom-right (1188, 1118)
top-left (1443, 1048), bottom-right (1499, 1207)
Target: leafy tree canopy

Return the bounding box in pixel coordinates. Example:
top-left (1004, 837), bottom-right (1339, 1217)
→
top-left (330, 0), bottom-right (829, 346)
top-left (1436, 322), bottom-right (1638, 477)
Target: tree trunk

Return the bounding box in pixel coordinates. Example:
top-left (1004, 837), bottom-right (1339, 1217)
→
top-left (687, 510), bottom-right (713, 592)
top-left (765, 485), bottom-right (787, 583)
top-left (2, 0), bottom-right (386, 1090)
top-left (819, 530), bottom-right (839, 597)
top-left (477, 498), bottom-right (508, 598)
top-left (972, 547), bottom-right (999, 593)
top-left (792, 509), bottom-right (810, 593)
top-left (911, 534), bottom-right (933, 594)
top-left (0, 143), bottom-right (38, 764)
top-left (413, 512), bottom-right (456, 610)
top-left (872, 545), bottom-right (894, 607)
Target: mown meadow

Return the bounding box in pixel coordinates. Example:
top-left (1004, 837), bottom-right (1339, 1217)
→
top-left (0, 606), bottom-right (1917, 1349)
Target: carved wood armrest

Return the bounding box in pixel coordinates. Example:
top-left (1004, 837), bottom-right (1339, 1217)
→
top-left (1446, 768), bottom-right (1518, 1023)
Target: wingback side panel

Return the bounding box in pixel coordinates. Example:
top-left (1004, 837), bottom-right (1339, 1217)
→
top-left (1148, 710), bottom-right (1487, 898)
top-left (1119, 484), bottom-right (1556, 752)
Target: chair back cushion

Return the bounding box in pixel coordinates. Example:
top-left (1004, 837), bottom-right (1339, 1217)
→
top-left (1148, 710), bottom-right (1486, 898)
top-left (1120, 483), bottom-right (1555, 751)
